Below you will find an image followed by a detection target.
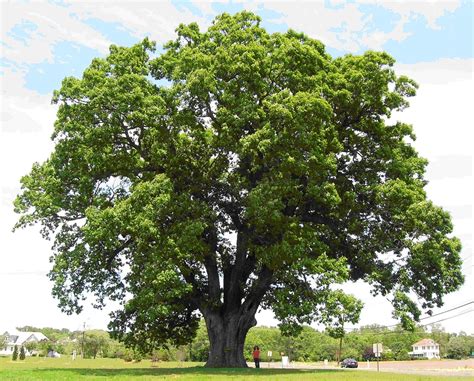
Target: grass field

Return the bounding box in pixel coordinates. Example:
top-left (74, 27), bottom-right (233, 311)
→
top-left (0, 357), bottom-right (469, 380)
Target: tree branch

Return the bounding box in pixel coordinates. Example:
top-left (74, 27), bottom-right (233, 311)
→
top-left (224, 230), bottom-right (248, 312)
top-left (203, 227), bottom-right (221, 303)
top-left (241, 265), bottom-right (273, 315)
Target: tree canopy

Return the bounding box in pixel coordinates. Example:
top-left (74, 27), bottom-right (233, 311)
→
top-left (14, 11), bottom-right (463, 367)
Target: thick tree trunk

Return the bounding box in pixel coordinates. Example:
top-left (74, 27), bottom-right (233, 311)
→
top-left (204, 311), bottom-right (257, 367)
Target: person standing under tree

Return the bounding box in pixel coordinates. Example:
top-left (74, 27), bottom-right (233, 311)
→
top-left (252, 346), bottom-right (260, 368)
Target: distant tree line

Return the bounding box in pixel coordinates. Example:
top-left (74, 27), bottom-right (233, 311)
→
top-left (15, 323), bottom-right (474, 361)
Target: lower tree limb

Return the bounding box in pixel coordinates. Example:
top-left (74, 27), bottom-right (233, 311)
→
top-left (203, 265), bottom-right (273, 367)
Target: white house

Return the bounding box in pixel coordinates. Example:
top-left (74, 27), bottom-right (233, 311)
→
top-left (0, 331), bottom-right (49, 356)
top-left (409, 338), bottom-right (440, 359)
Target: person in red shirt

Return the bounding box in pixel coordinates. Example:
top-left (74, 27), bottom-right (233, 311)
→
top-left (252, 346), bottom-right (260, 368)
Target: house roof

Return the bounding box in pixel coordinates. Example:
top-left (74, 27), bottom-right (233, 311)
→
top-left (4, 331), bottom-right (49, 345)
top-left (413, 338), bottom-right (438, 346)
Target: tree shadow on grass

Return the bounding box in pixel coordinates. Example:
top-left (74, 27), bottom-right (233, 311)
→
top-left (33, 366), bottom-right (344, 378)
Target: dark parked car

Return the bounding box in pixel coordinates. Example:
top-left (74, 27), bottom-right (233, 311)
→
top-left (341, 358), bottom-right (358, 368)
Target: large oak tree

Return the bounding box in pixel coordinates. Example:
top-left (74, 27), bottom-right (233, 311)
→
top-left (15, 12), bottom-right (463, 367)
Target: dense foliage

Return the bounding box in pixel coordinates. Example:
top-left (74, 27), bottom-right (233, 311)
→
top-left (16, 324), bottom-right (474, 361)
top-left (15, 11), bottom-right (463, 366)
top-left (194, 323), bottom-right (473, 362)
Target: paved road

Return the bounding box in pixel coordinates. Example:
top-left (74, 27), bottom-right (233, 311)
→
top-left (250, 359), bottom-right (474, 377)
top-left (356, 359), bottom-right (474, 377)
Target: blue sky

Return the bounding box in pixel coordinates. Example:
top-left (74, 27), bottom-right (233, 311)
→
top-left (384, 1), bottom-right (473, 63)
top-left (0, 1), bottom-right (472, 333)
top-left (2, 0), bottom-right (472, 94)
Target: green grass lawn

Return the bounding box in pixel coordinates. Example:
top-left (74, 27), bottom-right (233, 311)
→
top-left (0, 357), bottom-right (467, 380)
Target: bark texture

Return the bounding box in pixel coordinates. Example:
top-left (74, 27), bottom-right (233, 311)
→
top-left (204, 311), bottom-right (257, 367)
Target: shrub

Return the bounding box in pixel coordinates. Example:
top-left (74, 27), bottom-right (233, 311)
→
top-left (12, 345), bottom-right (18, 361)
top-left (133, 351), bottom-right (143, 362)
top-left (19, 346), bottom-right (26, 360)
top-left (121, 349), bottom-right (133, 362)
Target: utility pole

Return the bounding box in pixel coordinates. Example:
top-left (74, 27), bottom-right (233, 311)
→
top-left (338, 336), bottom-right (343, 364)
top-left (82, 322), bottom-right (85, 359)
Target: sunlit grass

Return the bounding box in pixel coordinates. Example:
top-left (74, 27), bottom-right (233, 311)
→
top-left (0, 357), bottom-right (468, 380)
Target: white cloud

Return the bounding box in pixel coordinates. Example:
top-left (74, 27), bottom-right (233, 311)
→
top-left (396, 58), bottom-right (473, 85)
top-left (67, 0), bottom-right (210, 43)
top-left (188, 1), bottom-right (215, 16)
top-left (426, 155), bottom-right (472, 181)
top-left (0, 67), bottom-right (56, 130)
top-left (253, 0), bottom-right (461, 52)
top-left (393, 59), bottom-right (474, 158)
top-left (1, 0), bottom-right (210, 67)
top-left (366, 0), bottom-right (461, 30)
top-left (260, 1), bottom-right (368, 52)
top-left (1, 1), bottom-right (463, 67)
top-left (1, 2), bottom-right (111, 64)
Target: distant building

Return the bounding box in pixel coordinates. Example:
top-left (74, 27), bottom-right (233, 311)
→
top-left (0, 331), bottom-right (49, 356)
top-left (409, 338), bottom-right (440, 359)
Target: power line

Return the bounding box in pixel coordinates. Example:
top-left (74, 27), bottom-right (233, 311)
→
top-left (351, 309), bottom-right (473, 337)
top-left (383, 301), bottom-right (473, 328)
top-left (419, 309), bottom-right (473, 327)
top-left (344, 301), bottom-right (473, 333)
top-left (418, 301), bottom-right (473, 321)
